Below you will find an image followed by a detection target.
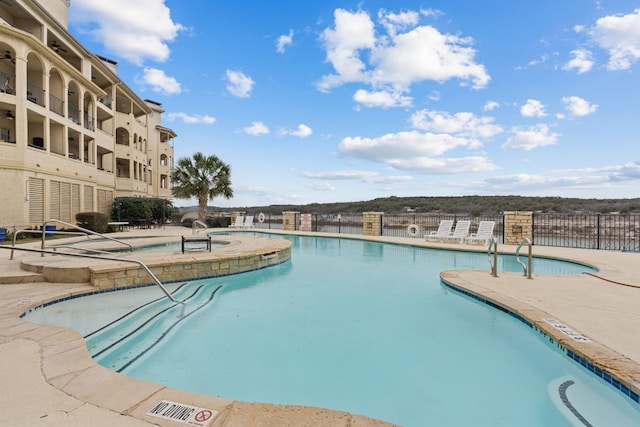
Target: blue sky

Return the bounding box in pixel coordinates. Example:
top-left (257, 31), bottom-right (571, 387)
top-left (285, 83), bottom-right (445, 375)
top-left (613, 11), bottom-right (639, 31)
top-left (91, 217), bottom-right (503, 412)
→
top-left (68, 0), bottom-right (640, 207)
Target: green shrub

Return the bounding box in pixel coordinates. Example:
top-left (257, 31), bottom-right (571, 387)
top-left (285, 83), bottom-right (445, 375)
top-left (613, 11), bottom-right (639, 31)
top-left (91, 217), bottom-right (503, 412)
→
top-left (112, 197), bottom-right (175, 224)
top-left (76, 212), bottom-right (109, 233)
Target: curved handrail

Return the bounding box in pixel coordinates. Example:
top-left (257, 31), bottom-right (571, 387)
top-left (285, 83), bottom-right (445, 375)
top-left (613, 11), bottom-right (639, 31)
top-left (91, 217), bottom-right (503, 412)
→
top-left (487, 237), bottom-right (498, 277)
top-left (40, 219), bottom-right (134, 256)
top-left (515, 238), bottom-right (533, 279)
top-left (12, 229), bottom-right (90, 259)
top-left (192, 220), bottom-right (208, 234)
top-left (0, 245), bottom-right (180, 303)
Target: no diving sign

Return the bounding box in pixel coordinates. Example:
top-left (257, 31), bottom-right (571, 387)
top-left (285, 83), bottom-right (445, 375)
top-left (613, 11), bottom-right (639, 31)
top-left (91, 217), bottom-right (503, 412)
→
top-left (147, 400), bottom-right (219, 426)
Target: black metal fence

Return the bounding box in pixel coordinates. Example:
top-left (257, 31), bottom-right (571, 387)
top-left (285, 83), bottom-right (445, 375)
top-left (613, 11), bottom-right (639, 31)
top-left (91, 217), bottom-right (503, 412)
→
top-left (532, 213), bottom-right (640, 251)
top-left (381, 214), bottom-right (504, 242)
top-left (249, 212), bottom-right (639, 252)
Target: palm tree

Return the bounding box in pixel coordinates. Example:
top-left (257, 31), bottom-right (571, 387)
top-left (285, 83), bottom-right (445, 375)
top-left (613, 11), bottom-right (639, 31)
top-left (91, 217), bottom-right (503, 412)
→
top-left (172, 152), bottom-right (233, 222)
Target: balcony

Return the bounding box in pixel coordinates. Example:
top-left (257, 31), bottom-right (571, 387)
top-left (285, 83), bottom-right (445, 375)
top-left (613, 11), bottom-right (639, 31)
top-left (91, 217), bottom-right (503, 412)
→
top-left (0, 71), bottom-right (15, 95)
top-left (26, 82), bottom-right (45, 107)
top-left (49, 94), bottom-right (64, 116)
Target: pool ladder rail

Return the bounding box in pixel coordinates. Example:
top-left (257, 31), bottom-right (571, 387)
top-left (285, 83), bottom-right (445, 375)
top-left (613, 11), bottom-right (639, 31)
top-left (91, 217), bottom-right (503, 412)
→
top-left (516, 238), bottom-right (533, 279)
top-left (487, 237), bottom-right (533, 279)
top-left (192, 219), bottom-right (208, 234)
top-left (1, 219), bottom-right (181, 303)
top-left (487, 237), bottom-right (498, 277)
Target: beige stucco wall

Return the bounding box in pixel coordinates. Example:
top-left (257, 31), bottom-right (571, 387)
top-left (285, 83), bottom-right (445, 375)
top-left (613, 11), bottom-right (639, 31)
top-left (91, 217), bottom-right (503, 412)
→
top-left (35, 0), bottom-right (70, 28)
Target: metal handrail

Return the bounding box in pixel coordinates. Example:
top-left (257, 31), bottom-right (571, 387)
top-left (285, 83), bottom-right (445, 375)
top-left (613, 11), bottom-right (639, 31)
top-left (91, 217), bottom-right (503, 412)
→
top-left (516, 238), bottom-right (533, 279)
top-left (40, 219), bottom-right (134, 256)
top-left (487, 237), bottom-right (498, 277)
top-left (192, 220), bottom-right (208, 234)
top-left (11, 229), bottom-right (91, 259)
top-left (0, 245), bottom-right (180, 303)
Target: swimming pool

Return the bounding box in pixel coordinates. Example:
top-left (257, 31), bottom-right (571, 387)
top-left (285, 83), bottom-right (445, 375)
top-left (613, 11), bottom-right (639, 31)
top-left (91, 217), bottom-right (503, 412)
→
top-left (25, 234), bottom-right (640, 426)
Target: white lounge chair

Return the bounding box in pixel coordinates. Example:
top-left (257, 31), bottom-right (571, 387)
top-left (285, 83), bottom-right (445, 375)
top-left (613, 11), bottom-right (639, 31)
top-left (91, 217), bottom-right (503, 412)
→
top-left (442, 220), bottom-right (471, 243)
top-left (229, 215), bottom-right (245, 228)
top-left (465, 221), bottom-right (496, 245)
top-left (243, 215), bottom-right (254, 229)
top-left (425, 219), bottom-right (454, 241)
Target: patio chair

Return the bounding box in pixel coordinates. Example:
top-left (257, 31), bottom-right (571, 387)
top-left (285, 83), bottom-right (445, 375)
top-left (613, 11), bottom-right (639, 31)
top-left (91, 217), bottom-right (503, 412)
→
top-left (229, 215), bottom-right (245, 228)
top-left (425, 219), bottom-right (454, 241)
top-left (441, 220), bottom-right (471, 243)
top-left (243, 215), bottom-right (254, 229)
top-left (465, 221), bottom-right (496, 245)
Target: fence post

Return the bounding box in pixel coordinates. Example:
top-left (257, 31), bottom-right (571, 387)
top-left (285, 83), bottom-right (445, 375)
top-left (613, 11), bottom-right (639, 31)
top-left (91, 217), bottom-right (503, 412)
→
top-left (504, 211), bottom-right (533, 245)
top-left (282, 211), bottom-right (299, 231)
top-left (597, 213), bottom-right (601, 250)
top-left (362, 212), bottom-right (384, 236)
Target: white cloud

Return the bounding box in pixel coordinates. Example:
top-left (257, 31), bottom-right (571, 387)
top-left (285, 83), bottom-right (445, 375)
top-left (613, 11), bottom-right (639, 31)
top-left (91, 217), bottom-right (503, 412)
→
top-left (353, 89), bottom-right (412, 108)
top-left (428, 91), bottom-right (441, 101)
top-left (520, 99), bottom-right (547, 118)
top-left (482, 173), bottom-right (606, 191)
top-left (502, 124), bottom-right (559, 151)
top-left (377, 9), bottom-right (420, 36)
top-left (70, 0), bottom-right (184, 65)
top-left (317, 8), bottom-right (489, 107)
top-left (280, 124), bottom-right (313, 138)
top-left (480, 161), bottom-right (640, 192)
top-left (588, 8), bottom-right (640, 70)
top-left (483, 101), bottom-right (500, 111)
top-left (563, 49), bottom-right (594, 74)
top-left (410, 110), bottom-right (502, 139)
top-left (276, 29), bottom-right (294, 54)
top-left (560, 96), bottom-right (598, 117)
top-left (242, 121), bottom-right (269, 136)
top-left (338, 131), bottom-right (496, 173)
top-left (317, 9), bottom-right (375, 89)
top-left (226, 70), bottom-right (255, 98)
top-left (166, 112), bottom-right (216, 124)
top-left (303, 170), bottom-right (412, 184)
top-left (136, 68), bottom-right (181, 94)
top-left (309, 182), bottom-right (337, 191)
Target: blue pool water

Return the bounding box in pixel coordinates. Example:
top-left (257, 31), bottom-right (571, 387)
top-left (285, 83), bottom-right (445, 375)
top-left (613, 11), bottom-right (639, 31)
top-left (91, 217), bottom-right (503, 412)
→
top-left (26, 234), bottom-right (640, 426)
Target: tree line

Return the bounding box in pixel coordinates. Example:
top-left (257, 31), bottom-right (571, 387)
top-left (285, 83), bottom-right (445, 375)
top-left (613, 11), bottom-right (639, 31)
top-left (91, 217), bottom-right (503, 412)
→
top-left (169, 152), bottom-right (639, 218)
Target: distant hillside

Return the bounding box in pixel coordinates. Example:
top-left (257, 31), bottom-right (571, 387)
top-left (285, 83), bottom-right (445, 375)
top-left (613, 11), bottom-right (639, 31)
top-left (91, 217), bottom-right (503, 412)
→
top-left (181, 195), bottom-right (640, 216)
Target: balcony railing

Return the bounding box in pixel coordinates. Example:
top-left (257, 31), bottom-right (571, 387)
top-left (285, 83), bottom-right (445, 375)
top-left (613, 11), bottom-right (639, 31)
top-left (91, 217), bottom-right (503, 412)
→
top-left (68, 105), bottom-right (81, 125)
top-left (98, 95), bottom-right (113, 109)
top-left (26, 81), bottom-right (45, 106)
top-left (84, 112), bottom-right (95, 131)
top-left (0, 71), bottom-right (15, 95)
top-left (49, 94), bottom-right (64, 116)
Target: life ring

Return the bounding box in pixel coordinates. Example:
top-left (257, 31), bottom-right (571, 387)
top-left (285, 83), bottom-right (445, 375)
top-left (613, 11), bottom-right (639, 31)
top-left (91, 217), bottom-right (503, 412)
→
top-left (258, 212), bottom-right (266, 223)
top-left (407, 224), bottom-right (419, 237)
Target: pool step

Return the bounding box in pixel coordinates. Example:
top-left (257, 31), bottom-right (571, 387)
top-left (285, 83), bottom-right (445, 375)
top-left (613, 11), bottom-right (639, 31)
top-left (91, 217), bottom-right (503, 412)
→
top-left (87, 284), bottom-right (221, 372)
top-left (0, 263), bottom-right (45, 284)
top-left (548, 376), bottom-right (639, 426)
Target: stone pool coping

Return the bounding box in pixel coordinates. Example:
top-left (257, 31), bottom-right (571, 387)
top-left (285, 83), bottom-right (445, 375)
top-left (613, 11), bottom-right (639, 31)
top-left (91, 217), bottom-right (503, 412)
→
top-left (0, 226), bottom-right (639, 426)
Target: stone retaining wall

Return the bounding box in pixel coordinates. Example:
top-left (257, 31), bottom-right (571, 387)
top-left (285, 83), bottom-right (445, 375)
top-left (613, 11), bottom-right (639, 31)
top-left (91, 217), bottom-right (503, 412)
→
top-left (90, 247), bottom-right (291, 290)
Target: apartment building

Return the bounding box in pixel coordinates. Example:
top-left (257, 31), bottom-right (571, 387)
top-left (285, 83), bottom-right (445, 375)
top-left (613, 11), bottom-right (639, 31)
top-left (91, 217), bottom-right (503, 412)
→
top-left (0, 0), bottom-right (176, 229)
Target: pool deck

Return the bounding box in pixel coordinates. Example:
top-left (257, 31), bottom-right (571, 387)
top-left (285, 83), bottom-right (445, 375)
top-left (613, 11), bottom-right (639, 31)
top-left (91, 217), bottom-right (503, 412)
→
top-left (0, 226), bottom-right (639, 426)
